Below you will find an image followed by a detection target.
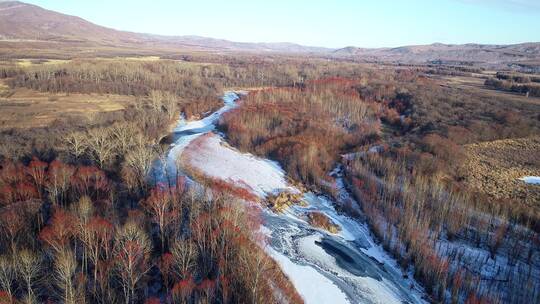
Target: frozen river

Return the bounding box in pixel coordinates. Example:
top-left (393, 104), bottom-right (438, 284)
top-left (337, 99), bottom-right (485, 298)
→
top-left (151, 92), bottom-right (426, 304)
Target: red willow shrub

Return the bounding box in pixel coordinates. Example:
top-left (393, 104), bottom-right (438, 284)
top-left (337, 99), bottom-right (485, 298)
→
top-left (0, 154), bottom-right (303, 303)
top-left (39, 209), bottom-right (78, 254)
top-left (71, 166), bottom-right (110, 199)
top-left (171, 276), bottom-right (195, 302)
top-left (158, 252), bottom-right (175, 291)
top-left (344, 144), bottom-right (540, 303)
top-left (218, 78), bottom-right (384, 189)
top-left (1, 158), bottom-right (112, 220)
top-left (26, 157), bottom-right (48, 198)
top-left (144, 297), bottom-right (160, 304)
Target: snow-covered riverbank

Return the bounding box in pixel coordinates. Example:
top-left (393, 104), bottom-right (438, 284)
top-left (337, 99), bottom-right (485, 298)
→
top-left (152, 92), bottom-right (426, 304)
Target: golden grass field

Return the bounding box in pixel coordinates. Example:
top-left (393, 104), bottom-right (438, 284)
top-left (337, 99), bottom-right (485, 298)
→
top-left (15, 58), bottom-right (71, 67)
top-left (465, 136), bottom-right (540, 206)
top-left (437, 74), bottom-right (540, 106)
top-left (0, 80), bottom-right (134, 129)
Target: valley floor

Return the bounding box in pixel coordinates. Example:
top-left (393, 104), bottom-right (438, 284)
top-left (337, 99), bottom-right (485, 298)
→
top-left (156, 92), bottom-right (427, 303)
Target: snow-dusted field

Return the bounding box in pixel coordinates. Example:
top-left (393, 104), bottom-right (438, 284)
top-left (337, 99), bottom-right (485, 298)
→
top-left (153, 92), bottom-right (426, 304)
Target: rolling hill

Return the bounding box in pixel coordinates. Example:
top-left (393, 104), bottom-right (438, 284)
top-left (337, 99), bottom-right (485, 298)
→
top-left (1, 0), bottom-right (540, 69)
top-left (332, 43), bottom-right (540, 67)
top-left (0, 1), bottom-right (330, 53)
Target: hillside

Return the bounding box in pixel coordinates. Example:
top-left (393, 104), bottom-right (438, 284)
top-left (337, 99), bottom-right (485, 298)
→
top-left (1, 0), bottom-right (540, 68)
top-left (0, 1), bottom-right (140, 44)
top-left (0, 1), bottom-right (330, 53)
top-left (333, 42), bottom-right (540, 69)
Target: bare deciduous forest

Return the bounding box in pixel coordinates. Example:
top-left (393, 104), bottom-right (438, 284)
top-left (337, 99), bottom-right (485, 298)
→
top-left (1, 53), bottom-right (540, 303)
top-left (1, 1), bottom-right (540, 304)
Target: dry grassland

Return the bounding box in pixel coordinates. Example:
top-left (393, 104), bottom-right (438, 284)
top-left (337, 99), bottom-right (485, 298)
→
top-left (465, 136), bottom-right (540, 206)
top-left (0, 81), bottom-right (134, 129)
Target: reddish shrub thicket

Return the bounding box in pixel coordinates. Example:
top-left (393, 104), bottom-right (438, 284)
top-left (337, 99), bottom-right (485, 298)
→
top-left (307, 211), bottom-right (340, 233)
top-left (0, 159), bottom-right (111, 212)
top-left (171, 276), bottom-right (195, 302)
top-left (218, 80), bottom-right (384, 189)
top-left (345, 144), bottom-right (540, 303)
top-left (71, 166), bottom-right (110, 198)
top-left (39, 209), bottom-right (78, 253)
top-left (144, 297), bottom-right (160, 304)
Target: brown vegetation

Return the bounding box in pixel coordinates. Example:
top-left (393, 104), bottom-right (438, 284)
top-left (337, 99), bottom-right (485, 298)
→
top-left (2, 40), bottom-right (540, 303)
top-left (266, 191), bottom-right (305, 213)
top-left (306, 212), bottom-right (341, 234)
top-left (344, 143), bottom-right (540, 303)
top-left (0, 55), bottom-right (335, 303)
top-left (464, 136), bottom-right (540, 206)
top-left (0, 81), bottom-right (132, 129)
top-left (342, 72), bottom-right (540, 303)
top-left (218, 78), bottom-right (383, 190)
top-left (218, 68), bottom-right (540, 303)
top-left (0, 157), bottom-right (302, 304)
top-left (485, 77), bottom-right (540, 97)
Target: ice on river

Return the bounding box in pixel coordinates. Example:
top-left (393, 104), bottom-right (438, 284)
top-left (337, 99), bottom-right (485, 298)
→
top-left (154, 91), bottom-right (426, 304)
top-left (151, 92), bottom-right (241, 184)
top-left (269, 192), bottom-right (426, 304)
top-left (174, 91), bottom-right (239, 134)
top-left (296, 235), bottom-right (406, 304)
top-left (181, 133), bottom-right (295, 198)
top-left (267, 247), bottom-right (350, 304)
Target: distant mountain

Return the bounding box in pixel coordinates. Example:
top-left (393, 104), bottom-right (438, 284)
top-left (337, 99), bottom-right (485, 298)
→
top-left (1, 0), bottom-right (539, 67)
top-left (332, 43), bottom-right (540, 67)
top-left (0, 1), bottom-right (331, 53)
top-left (0, 1), bottom-right (141, 44)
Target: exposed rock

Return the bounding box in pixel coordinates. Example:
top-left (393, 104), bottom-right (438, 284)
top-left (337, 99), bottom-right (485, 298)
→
top-left (267, 190), bottom-right (305, 213)
top-left (307, 211), bottom-right (341, 234)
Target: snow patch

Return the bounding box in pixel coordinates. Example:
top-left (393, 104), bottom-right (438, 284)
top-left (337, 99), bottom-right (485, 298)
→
top-left (519, 176), bottom-right (540, 185)
top-left (174, 91), bottom-right (239, 133)
top-left (267, 247), bottom-right (350, 304)
top-left (181, 134), bottom-right (294, 197)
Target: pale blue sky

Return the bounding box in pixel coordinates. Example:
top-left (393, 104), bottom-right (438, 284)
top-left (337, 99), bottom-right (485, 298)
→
top-left (23, 0), bottom-right (540, 48)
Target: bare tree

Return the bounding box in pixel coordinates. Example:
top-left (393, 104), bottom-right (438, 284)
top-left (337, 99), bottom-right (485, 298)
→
top-left (16, 250), bottom-right (41, 303)
top-left (64, 132), bottom-right (87, 161)
top-left (0, 206), bottom-right (24, 254)
top-left (54, 249), bottom-right (78, 304)
top-left (85, 216), bottom-right (113, 291)
top-left (123, 135), bottom-right (156, 193)
top-left (26, 158), bottom-right (48, 199)
top-left (149, 90), bottom-right (164, 112)
top-left (162, 91), bottom-right (179, 121)
top-left (71, 196), bottom-right (94, 274)
top-left (171, 240), bottom-right (197, 280)
top-left (143, 184), bottom-right (183, 252)
top-left (72, 196), bottom-right (94, 225)
top-left (244, 248), bottom-right (270, 304)
top-left (0, 255), bottom-right (15, 299)
top-left (110, 122), bottom-right (138, 156)
top-left (114, 221), bottom-right (151, 304)
top-left (46, 160), bottom-right (75, 206)
top-left (87, 128), bottom-right (116, 168)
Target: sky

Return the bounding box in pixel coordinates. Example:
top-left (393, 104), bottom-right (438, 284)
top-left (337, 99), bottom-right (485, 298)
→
top-left (22, 0), bottom-right (540, 48)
